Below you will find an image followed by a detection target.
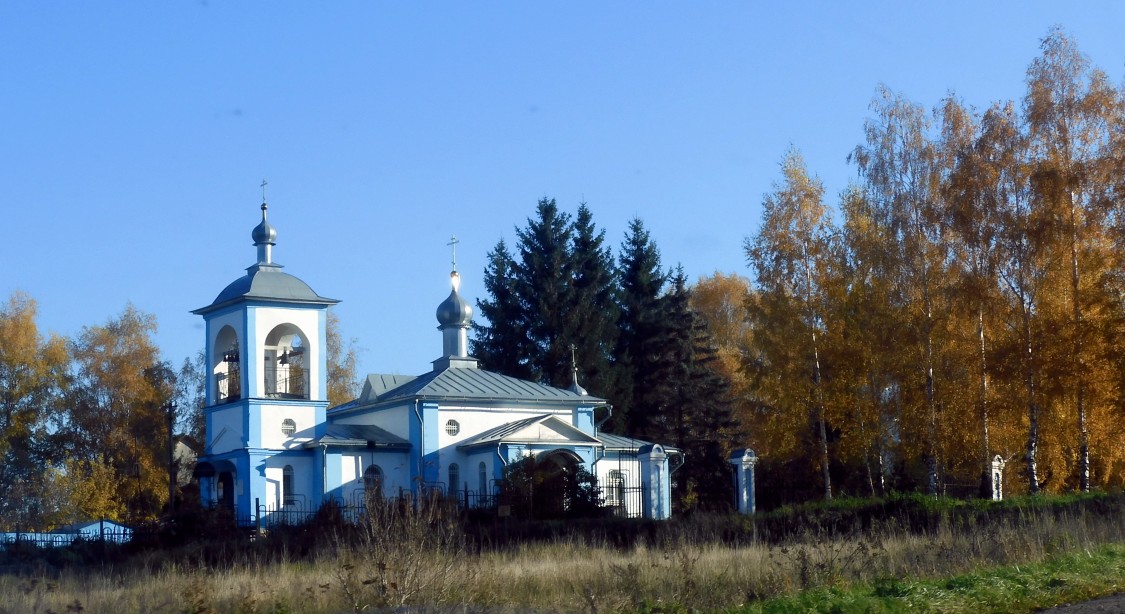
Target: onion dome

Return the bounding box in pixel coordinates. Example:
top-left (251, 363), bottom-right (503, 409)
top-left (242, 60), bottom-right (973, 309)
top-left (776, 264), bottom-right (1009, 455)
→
top-left (193, 202), bottom-right (338, 316)
top-left (252, 203), bottom-right (277, 248)
top-left (436, 271), bottom-right (473, 328)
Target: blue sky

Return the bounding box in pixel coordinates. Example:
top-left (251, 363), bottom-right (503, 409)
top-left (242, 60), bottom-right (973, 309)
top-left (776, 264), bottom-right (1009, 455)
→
top-left (2, 2), bottom-right (1123, 379)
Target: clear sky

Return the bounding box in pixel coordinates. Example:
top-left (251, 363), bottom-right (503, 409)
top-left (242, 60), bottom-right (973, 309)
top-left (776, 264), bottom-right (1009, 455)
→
top-left (2, 2), bottom-right (1123, 380)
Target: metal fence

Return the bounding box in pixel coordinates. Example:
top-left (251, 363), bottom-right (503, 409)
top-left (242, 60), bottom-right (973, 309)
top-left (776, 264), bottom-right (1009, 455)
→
top-left (249, 480), bottom-right (650, 530)
top-left (0, 526), bottom-right (133, 549)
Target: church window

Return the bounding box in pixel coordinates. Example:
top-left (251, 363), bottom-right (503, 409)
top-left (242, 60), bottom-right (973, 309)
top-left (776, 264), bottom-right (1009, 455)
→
top-left (448, 463), bottom-right (460, 494)
top-left (363, 465), bottom-right (384, 494)
top-left (281, 418), bottom-right (296, 436)
top-left (445, 419), bottom-right (460, 436)
top-left (282, 465), bottom-right (295, 506)
top-left (606, 470), bottom-right (626, 507)
top-left (478, 461), bottom-right (487, 494)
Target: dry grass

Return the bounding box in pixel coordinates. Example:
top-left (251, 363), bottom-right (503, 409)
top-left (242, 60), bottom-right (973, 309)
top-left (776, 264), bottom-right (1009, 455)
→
top-left (2, 503), bottom-right (1124, 613)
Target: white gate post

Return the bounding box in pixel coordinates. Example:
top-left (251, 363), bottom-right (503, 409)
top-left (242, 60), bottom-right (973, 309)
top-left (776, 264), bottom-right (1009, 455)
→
top-left (729, 448), bottom-right (758, 515)
top-left (638, 444), bottom-right (670, 519)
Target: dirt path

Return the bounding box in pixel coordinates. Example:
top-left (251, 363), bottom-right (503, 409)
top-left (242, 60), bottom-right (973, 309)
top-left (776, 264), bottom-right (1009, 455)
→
top-left (1038, 594), bottom-right (1125, 613)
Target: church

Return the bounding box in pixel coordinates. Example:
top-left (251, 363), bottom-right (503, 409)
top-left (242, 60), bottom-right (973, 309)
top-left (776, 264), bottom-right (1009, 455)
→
top-left (192, 202), bottom-right (681, 523)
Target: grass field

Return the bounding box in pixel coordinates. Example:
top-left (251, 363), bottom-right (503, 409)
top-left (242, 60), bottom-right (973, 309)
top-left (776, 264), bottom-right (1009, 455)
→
top-left (3, 494), bottom-right (1125, 613)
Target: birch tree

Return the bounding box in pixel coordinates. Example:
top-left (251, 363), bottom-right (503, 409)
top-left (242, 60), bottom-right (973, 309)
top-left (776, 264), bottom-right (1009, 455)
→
top-left (940, 97), bottom-right (1009, 495)
top-left (1024, 28), bottom-right (1122, 491)
top-left (0, 293), bottom-right (70, 529)
top-left (746, 149), bottom-right (837, 500)
top-left (852, 87), bottom-right (949, 494)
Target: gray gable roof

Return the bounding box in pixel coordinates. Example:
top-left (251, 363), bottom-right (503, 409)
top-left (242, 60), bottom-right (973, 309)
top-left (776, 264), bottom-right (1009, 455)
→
top-left (304, 423), bottom-right (411, 449)
top-left (193, 263), bottom-right (338, 315)
top-left (596, 432), bottom-right (655, 452)
top-left (596, 432), bottom-right (683, 455)
top-left (336, 365), bottom-right (607, 411)
top-left (360, 373), bottom-right (418, 402)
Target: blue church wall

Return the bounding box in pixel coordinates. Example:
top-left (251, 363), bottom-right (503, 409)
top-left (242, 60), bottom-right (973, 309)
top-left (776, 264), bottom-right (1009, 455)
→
top-left (322, 447), bottom-right (345, 502)
top-left (246, 450), bottom-right (273, 513)
top-left (338, 449), bottom-right (412, 503)
top-left (312, 445), bottom-right (326, 506)
top-left (206, 405), bottom-right (247, 455)
top-left (572, 405), bottom-right (595, 435)
top-left (243, 307), bottom-right (260, 399)
top-left (232, 453), bottom-right (252, 518)
top-left (408, 401), bottom-right (441, 491)
top-left (245, 400), bottom-right (263, 449)
top-left (333, 405), bottom-right (412, 440)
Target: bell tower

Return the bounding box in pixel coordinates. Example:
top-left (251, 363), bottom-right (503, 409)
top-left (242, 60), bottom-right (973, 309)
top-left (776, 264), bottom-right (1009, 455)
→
top-left (192, 199), bottom-right (338, 517)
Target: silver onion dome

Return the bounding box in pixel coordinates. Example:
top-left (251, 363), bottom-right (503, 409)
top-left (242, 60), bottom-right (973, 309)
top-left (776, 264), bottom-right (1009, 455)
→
top-left (252, 203), bottom-right (277, 246)
top-left (436, 272), bottom-right (473, 327)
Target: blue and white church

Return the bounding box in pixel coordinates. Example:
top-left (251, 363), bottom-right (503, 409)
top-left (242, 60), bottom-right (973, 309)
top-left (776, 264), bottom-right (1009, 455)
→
top-left (192, 204), bottom-right (681, 522)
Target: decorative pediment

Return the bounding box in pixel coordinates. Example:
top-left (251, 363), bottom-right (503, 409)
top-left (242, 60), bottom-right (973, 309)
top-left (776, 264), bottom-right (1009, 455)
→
top-left (458, 415), bottom-right (602, 450)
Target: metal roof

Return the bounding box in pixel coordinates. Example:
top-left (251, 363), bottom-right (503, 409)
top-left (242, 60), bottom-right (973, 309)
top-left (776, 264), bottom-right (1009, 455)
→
top-left (369, 366), bottom-right (608, 406)
top-left (193, 263), bottom-right (338, 314)
top-left (359, 373), bottom-right (418, 403)
top-left (595, 431), bottom-right (683, 454)
top-left (304, 423), bottom-right (411, 449)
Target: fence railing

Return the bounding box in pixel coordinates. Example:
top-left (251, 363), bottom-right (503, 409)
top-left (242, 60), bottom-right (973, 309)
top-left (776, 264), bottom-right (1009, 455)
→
top-left (250, 481), bottom-right (649, 530)
top-left (215, 372), bottom-right (241, 403)
top-left (263, 366), bottom-right (309, 400)
top-left (0, 526), bottom-right (133, 549)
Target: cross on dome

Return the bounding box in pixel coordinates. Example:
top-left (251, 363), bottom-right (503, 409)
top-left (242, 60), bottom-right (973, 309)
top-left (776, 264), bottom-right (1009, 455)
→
top-left (447, 235), bottom-right (460, 272)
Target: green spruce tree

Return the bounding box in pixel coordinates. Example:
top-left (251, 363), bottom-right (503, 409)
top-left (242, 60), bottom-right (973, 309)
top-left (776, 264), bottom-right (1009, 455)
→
top-left (664, 268), bottom-right (737, 511)
top-left (568, 202), bottom-right (621, 399)
top-left (615, 217), bottom-right (669, 438)
top-left (472, 239), bottom-right (535, 380)
top-left (513, 198), bottom-right (576, 387)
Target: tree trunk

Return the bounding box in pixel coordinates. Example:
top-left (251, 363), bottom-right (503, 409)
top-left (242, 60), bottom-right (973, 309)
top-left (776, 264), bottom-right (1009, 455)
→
top-left (813, 341), bottom-right (831, 501)
top-left (978, 308), bottom-right (991, 498)
top-left (856, 393), bottom-right (876, 497)
top-left (869, 369), bottom-right (887, 496)
top-left (1070, 208), bottom-right (1090, 492)
top-left (1024, 306), bottom-right (1040, 494)
top-left (925, 331), bottom-right (939, 496)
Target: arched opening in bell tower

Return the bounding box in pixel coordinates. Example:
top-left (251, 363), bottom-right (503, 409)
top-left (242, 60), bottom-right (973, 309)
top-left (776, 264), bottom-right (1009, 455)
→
top-left (212, 325), bottom-right (241, 404)
top-left (264, 324), bottom-right (310, 399)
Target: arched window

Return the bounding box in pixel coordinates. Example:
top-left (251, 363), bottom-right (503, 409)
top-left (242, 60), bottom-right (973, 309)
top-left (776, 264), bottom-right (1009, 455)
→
top-left (606, 470), bottom-right (625, 508)
top-left (448, 463), bottom-right (460, 495)
top-left (364, 465), bottom-right (384, 495)
top-left (445, 419), bottom-right (460, 436)
top-left (281, 418), bottom-right (296, 436)
top-left (282, 465), bottom-right (295, 506)
top-left (478, 461), bottom-right (487, 495)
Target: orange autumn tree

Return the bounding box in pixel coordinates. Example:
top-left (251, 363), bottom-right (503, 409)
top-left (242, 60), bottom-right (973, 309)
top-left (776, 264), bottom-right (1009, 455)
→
top-left (58, 305), bottom-right (175, 522)
top-left (745, 149), bottom-right (838, 501)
